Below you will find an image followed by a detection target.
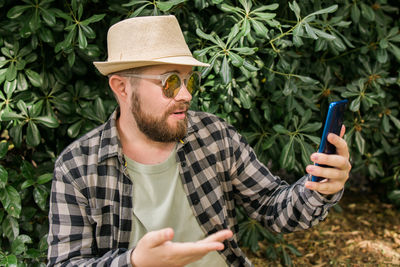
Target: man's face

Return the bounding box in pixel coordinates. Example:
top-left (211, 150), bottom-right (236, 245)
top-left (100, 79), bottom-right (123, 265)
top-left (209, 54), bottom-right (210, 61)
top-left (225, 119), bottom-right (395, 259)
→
top-left (129, 64), bottom-right (193, 143)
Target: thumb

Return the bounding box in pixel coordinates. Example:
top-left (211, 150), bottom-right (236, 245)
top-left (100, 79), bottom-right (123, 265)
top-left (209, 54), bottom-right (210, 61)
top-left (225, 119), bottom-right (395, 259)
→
top-left (143, 228), bottom-right (174, 248)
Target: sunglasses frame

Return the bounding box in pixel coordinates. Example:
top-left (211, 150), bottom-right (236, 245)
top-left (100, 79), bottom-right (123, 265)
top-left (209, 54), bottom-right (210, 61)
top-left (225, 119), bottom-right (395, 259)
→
top-left (122, 71), bottom-right (201, 98)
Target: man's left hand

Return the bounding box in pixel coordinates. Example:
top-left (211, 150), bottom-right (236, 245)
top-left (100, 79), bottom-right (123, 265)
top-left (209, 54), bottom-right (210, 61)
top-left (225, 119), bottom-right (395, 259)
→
top-left (305, 125), bottom-right (352, 195)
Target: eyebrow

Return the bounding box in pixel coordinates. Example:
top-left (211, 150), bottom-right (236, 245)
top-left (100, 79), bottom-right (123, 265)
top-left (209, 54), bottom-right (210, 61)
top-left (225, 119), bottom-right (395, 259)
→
top-left (161, 70), bottom-right (179, 75)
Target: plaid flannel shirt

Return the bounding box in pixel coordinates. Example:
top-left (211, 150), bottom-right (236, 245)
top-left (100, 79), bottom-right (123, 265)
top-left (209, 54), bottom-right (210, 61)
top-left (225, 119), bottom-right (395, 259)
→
top-left (47, 109), bottom-right (343, 266)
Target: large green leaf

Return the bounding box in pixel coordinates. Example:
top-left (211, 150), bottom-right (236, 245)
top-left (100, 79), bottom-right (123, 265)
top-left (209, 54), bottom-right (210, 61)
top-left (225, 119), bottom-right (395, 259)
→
top-left (2, 215), bottom-right (19, 242)
top-left (0, 165), bottom-right (7, 188)
top-left (355, 131), bottom-right (365, 154)
top-left (33, 185), bottom-right (49, 211)
top-left (34, 115), bottom-right (60, 128)
top-left (280, 138), bottom-right (295, 170)
top-left (26, 121), bottom-right (41, 147)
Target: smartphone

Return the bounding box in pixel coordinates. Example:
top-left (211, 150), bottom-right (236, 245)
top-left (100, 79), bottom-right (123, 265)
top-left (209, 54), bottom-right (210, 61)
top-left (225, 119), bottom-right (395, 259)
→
top-left (311, 99), bottom-right (348, 182)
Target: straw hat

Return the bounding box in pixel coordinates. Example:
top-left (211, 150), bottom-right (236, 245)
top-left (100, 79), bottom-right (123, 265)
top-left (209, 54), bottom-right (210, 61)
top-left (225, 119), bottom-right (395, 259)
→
top-left (93, 15), bottom-right (209, 75)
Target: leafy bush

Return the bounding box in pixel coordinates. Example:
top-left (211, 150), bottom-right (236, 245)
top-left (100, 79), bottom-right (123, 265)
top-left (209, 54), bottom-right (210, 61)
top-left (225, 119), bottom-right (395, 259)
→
top-left (0, 0), bottom-right (399, 266)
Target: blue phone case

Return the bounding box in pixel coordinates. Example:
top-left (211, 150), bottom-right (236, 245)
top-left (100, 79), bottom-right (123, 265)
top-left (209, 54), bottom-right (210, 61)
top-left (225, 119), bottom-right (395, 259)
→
top-left (311, 100), bottom-right (348, 182)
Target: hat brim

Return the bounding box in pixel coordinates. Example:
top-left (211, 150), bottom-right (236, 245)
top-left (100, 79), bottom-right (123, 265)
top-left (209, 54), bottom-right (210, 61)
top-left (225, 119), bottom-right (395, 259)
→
top-left (93, 56), bottom-right (210, 76)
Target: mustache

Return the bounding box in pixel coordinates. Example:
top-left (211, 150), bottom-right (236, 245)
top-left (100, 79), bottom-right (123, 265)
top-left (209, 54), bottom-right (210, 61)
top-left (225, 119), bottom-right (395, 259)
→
top-left (166, 102), bottom-right (190, 114)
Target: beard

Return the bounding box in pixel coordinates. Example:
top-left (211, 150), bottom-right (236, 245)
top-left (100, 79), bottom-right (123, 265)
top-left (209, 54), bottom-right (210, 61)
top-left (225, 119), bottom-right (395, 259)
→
top-left (130, 92), bottom-right (189, 142)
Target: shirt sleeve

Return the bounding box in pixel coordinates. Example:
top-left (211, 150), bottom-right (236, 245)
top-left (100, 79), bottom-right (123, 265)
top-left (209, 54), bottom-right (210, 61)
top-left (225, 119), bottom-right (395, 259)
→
top-left (47, 162), bottom-right (133, 267)
top-left (226, 124), bottom-right (343, 233)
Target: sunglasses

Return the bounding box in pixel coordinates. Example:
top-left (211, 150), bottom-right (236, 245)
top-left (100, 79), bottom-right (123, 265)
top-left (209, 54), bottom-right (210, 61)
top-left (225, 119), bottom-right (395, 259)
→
top-left (123, 71), bottom-right (201, 98)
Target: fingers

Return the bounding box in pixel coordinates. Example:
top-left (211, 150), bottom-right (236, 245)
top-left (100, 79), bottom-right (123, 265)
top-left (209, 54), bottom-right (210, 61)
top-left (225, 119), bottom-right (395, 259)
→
top-left (327, 132), bottom-right (349, 159)
top-left (340, 124), bottom-right (346, 138)
top-left (199, 229), bottom-right (233, 244)
top-left (305, 180), bottom-right (343, 195)
top-left (309, 153), bottom-right (350, 171)
top-left (143, 228), bottom-right (174, 248)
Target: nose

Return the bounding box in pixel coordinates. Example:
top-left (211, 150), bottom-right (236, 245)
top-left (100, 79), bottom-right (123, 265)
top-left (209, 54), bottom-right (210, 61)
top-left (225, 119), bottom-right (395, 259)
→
top-left (174, 82), bottom-right (192, 102)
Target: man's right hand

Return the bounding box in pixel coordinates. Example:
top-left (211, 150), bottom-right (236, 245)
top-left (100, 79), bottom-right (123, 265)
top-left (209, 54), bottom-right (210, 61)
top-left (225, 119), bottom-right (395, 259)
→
top-left (131, 228), bottom-right (233, 267)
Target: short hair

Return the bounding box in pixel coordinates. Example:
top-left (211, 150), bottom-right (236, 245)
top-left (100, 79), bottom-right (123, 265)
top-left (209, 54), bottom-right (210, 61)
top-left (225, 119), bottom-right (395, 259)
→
top-left (107, 66), bottom-right (152, 102)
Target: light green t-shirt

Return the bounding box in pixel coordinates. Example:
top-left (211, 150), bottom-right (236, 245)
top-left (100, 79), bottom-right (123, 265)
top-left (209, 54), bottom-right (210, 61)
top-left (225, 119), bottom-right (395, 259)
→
top-left (124, 147), bottom-right (227, 267)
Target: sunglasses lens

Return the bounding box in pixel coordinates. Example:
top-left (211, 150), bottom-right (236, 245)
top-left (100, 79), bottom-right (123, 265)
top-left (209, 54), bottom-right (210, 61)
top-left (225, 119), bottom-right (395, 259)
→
top-left (187, 72), bottom-right (200, 94)
top-left (164, 74), bottom-right (181, 98)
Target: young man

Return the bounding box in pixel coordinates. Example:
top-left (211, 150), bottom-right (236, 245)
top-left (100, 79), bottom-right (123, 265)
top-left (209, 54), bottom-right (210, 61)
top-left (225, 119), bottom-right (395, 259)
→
top-left (47, 16), bottom-right (351, 266)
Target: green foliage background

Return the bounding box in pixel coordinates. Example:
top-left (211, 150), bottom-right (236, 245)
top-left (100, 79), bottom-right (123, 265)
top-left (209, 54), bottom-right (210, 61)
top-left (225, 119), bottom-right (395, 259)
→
top-left (0, 0), bottom-right (399, 265)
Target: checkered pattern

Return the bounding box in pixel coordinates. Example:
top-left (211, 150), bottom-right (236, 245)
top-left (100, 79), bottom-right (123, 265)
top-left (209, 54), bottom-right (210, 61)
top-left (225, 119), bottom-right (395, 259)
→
top-left (47, 109), bottom-right (343, 266)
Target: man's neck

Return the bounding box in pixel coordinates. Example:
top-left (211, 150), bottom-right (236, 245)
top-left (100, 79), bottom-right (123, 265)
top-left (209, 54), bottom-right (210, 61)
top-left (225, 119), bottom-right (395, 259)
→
top-left (117, 114), bottom-right (176, 165)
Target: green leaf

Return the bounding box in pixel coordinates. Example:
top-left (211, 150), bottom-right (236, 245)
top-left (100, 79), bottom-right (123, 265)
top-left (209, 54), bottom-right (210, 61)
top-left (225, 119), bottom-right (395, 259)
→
top-left (242, 59), bottom-right (259, 72)
top-left (297, 75), bottom-right (319, 84)
top-left (41, 8), bottom-right (56, 26)
top-left (7, 5), bottom-right (30, 19)
top-left (39, 27), bottom-right (54, 43)
top-left (239, 90), bottom-right (252, 109)
top-left (25, 248), bottom-right (41, 258)
top-left (273, 124), bottom-right (289, 134)
top-left (81, 14), bottom-right (106, 25)
top-left (4, 79), bottom-right (17, 96)
top-left (360, 3), bottom-right (375, 21)
top-left (17, 72), bottom-right (28, 91)
top-left (157, 0), bottom-right (186, 11)
top-left (229, 52), bottom-right (244, 67)
top-left (220, 3), bottom-right (242, 14)
top-left (349, 96), bottom-right (361, 111)
top-left (287, 244), bottom-right (302, 256)
top-left (304, 134), bottom-right (320, 145)
top-left (351, 4), bottom-right (360, 23)
top-left (282, 248), bottom-right (292, 266)
top-left (280, 138), bottom-right (295, 170)
top-left (289, 1), bottom-right (301, 21)
top-left (33, 185), bottom-right (49, 211)
top-left (0, 165), bottom-right (7, 188)
top-left (388, 190), bottom-right (400, 201)
top-left (2, 215), bottom-right (19, 242)
top-left (25, 69), bottom-right (42, 87)
top-left (389, 114), bottom-right (400, 129)
top-left (12, 234), bottom-right (32, 255)
top-left (67, 120), bottom-right (83, 138)
top-left (388, 43), bottom-right (400, 61)
top-left (251, 19), bottom-right (269, 37)
top-left (300, 122), bottom-right (322, 132)
top-left (37, 173), bottom-right (53, 184)
top-left (1, 111), bottom-right (25, 121)
top-left (78, 27), bottom-right (87, 49)
top-left (81, 25), bottom-right (96, 39)
top-left (4, 254), bottom-right (17, 267)
top-left (34, 115), bottom-right (59, 128)
top-left (221, 55), bottom-right (232, 84)
top-left (253, 12), bottom-right (276, 21)
top-left (313, 28), bottom-right (336, 40)
top-left (21, 179), bottom-right (35, 190)
top-left (231, 47), bottom-right (257, 55)
top-left (6, 62), bottom-right (17, 81)
top-left (382, 115), bottom-right (390, 132)
top-left (307, 4), bottom-right (338, 17)
top-left (253, 3), bottom-right (279, 12)
top-left (94, 98), bottom-right (106, 122)
top-left (377, 49), bottom-right (388, 63)
top-left (0, 141), bottom-right (8, 159)
top-left (304, 23), bottom-right (317, 39)
top-left (355, 131), bottom-right (365, 154)
top-left (4, 185), bottom-right (21, 218)
top-left (10, 124), bottom-right (23, 147)
top-left (27, 121), bottom-right (41, 147)
top-left (196, 28), bottom-right (218, 45)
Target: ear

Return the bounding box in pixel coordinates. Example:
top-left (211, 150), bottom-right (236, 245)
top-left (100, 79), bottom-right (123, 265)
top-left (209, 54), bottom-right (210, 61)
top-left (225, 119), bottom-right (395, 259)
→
top-left (109, 75), bottom-right (129, 103)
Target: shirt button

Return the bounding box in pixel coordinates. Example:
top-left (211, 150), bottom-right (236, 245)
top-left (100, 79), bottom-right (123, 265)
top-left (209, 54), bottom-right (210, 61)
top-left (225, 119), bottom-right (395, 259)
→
top-left (193, 198), bottom-right (199, 205)
top-left (181, 161), bottom-right (186, 167)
